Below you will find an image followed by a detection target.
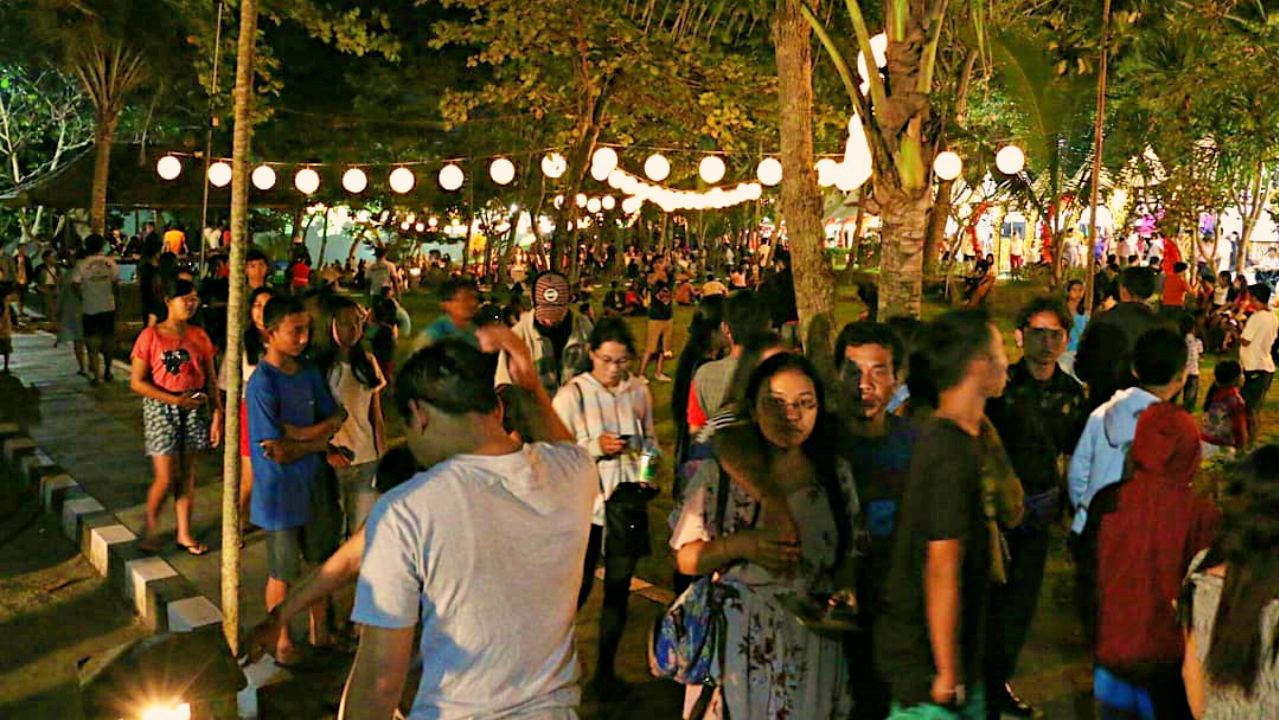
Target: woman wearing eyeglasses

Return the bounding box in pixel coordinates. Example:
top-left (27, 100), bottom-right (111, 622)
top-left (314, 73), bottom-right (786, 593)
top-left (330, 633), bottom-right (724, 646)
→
top-left (671, 352), bottom-right (859, 719)
top-left (552, 316), bottom-right (658, 698)
top-left (129, 277), bottom-right (222, 555)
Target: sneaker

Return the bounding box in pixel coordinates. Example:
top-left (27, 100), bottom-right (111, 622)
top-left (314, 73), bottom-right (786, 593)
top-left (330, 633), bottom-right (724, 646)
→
top-left (653, 373), bottom-right (672, 383)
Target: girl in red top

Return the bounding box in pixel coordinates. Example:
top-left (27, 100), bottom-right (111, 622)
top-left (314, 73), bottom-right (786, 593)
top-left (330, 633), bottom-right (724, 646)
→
top-left (130, 278), bottom-right (222, 554)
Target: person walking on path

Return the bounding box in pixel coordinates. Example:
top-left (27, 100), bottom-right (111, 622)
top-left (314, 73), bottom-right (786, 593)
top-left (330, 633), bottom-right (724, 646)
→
top-left (875, 310), bottom-right (1019, 719)
top-left (129, 278), bottom-right (222, 555)
top-left (984, 297), bottom-right (1088, 718)
top-left (69, 234), bottom-right (120, 386)
top-left (638, 257), bottom-right (675, 382)
top-left (553, 317), bottom-right (659, 697)
top-left (36, 250), bottom-right (58, 329)
top-left (1239, 283), bottom-right (1277, 446)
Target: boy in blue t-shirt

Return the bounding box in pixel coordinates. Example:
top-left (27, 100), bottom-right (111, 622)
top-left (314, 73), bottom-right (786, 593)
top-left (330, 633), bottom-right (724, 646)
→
top-left (246, 295), bottom-right (346, 664)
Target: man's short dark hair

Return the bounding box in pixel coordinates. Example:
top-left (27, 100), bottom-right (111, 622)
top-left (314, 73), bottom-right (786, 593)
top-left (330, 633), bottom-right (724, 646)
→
top-left (918, 310), bottom-right (996, 393)
top-left (1173, 261), bottom-right (1188, 273)
top-left (84, 234), bottom-right (105, 254)
top-left (440, 275), bottom-right (477, 302)
top-left (246, 247), bottom-right (269, 265)
top-left (396, 340), bottom-right (500, 419)
top-left (1016, 296), bottom-right (1072, 333)
top-left (1251, 283), bottom-right (1273, 304)
top-left (374, 246), bottom-right (387, 259)
top-left (1214, 359), bottom-right (1243, 386)
top-left (1120, 266), bottom-right (1157, 299)
top-left (1133, 327), bottom-right (1188, 386)
top-left (834, 321), bottom-right (905, 372)
top-left (588, 316), bottom-right (636, 354)
top-left (263, 295), bottom-right (306, 330)
top-left (723, 291), bottom-right (766, 345)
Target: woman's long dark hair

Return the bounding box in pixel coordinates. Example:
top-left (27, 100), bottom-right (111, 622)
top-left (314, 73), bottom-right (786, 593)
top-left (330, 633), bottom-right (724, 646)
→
top-left (244, 287), bottom-right (276, 366)
top-left (742, 352), bottom-right (851, 562)
top-left (672, 295), bottom-right (726, 465)
top-left (312, 294), bottom-right (380, 389)
top-left (1200, 445), bottom-right (1279, 696)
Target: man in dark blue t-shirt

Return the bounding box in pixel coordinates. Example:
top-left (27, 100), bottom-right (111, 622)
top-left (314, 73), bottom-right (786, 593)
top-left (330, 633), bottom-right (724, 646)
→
top-left (247, 295), bottom-right (346, 664)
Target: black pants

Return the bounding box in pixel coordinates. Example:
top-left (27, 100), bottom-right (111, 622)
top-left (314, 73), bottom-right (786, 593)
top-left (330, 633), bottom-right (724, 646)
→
top-left (985, 523), bottom-right (1051, 711)
top-left (1180, 373), bottom-right (1200, 412)
top-left (1068, 531), bottom-right (1097, 648)
top-left (577, 525), bottom-right (639, 678)
top-left (1242, 370), bottom-right (1274, 443)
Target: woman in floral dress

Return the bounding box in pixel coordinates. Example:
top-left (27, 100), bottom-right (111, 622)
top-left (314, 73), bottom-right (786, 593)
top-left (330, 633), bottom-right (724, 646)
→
top-left (672, 353), bottom-right (859, 719)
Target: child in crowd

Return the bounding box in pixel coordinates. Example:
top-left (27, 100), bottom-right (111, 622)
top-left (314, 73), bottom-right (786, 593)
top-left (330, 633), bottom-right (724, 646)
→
top-left (1201, 360), bottom-right (1249, 457)
top-left (246, 295), bottom-right (346, 664)
top-left (1181, 313), bottom-right (1204, 411)
top-left (129, 278), bottom-right (221, 554)
top-left (221, 286), bottom-right (276, 534)
top-left (313, 295), bottom-right (386, 537)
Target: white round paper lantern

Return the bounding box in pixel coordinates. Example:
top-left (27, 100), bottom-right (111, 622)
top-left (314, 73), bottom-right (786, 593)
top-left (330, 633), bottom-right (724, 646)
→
top-left (541, 152), bottom-right (567, 179)
top-left (294, 168), bottom-right (320, 195)
top-left (415, 222), bottom-right (426, 232)
top-left (439, 164), bottom-right (465, 191)
top-left (489, 158), bottom-right (515, 186)
top-left (156, 155), bottom-right (182, 181)
top-left (586, 197), bottom-right (602, 213)
top-left (590, 162), bottom-right (612, 182)
top-left (251, 164), bottom-right (276, 190)
top-left (207, 161), bottom-right (232, 188)
top-left (622, 196), bottom-right (643, 214)
top-left (428, 217), bottom-right (439, 228)
top-left (592, 147), bottom-right (619, 175)
top-left (602, 195), bottom-right (616, 211)
top-left (756, 158), bottom-right (783, 187)
top-left (388, 167), bottom-right (415, 194)
top-left (996, 145), bottom-right (1026, 175)
top-left (816, 158), bottom-right (839, 188)
top-left (644, 154), bottom-right (671, 182)
top-left (342, 167), bottom-right (368, 194)
top-left (857, 33), bottom-right (889, 96)
top-left (933, 151), bottom-right (963, 181)
top-left (553, 194), bottom-right (565, 209)
top-left (699, 156), bottom-right (726, 184)
top-left (575, 193), bottom-right (588, 208)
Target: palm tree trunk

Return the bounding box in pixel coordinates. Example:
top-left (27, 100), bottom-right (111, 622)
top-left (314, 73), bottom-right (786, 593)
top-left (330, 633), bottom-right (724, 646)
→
top-left (878, 187), bottom-right (932, 317)
top-left (221, 0), bottom-right (259, 656)
top-left (774, 0), bottom-right (836, 365)
top-left (923, 179), bottom-right (954, 281)
top-left (89, 114), bottom-right (119, 235)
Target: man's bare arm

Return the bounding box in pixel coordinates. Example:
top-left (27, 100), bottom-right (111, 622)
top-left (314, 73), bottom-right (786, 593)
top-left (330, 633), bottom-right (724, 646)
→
top-left (339, 625), bottom-right (415, 720)
top-left (925, 538), bottom-right (963, 703)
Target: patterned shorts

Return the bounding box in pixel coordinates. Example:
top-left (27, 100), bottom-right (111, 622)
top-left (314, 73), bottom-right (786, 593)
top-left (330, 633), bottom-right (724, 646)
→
top-left (142, 397), bottom-right (213, 457)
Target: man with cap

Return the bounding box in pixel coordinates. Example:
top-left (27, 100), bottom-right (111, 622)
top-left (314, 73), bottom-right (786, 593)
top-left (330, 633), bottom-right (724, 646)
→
top-left (496, 271), bottom-right (594, 398)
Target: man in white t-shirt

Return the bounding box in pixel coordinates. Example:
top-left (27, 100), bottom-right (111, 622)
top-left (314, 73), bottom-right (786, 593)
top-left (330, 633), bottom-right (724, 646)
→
top-left (365, 247), bottom-right (398, 300)
top-left (343, 332), bottom-right (595, 720)
top-left (69, 233), bottom-right (120, 385)
top-left (1240, 283), bottom-right (1278, 444)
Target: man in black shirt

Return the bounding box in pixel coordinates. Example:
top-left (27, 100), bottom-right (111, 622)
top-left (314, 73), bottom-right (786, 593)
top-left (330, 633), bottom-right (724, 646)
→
top-left (984, 297), bottom-right (1088, 718)
top-left (876, 310), bottom-right (1011, 718)
top-left (638, 257), bottom-right (674, 382)
top-left (1075, 266), bottom-right (1166, 408)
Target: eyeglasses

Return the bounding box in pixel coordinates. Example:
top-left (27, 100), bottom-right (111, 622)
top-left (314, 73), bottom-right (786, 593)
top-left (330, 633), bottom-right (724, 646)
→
top-left (1023, 327), bottom-right (1064, 342)
top-left (763, 395), bottom-right (818, 415)
top-left (596, 355), bottom-right (631, 367)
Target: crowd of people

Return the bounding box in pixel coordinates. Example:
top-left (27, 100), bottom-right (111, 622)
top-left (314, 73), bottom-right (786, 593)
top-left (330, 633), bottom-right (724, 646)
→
top-left (9, 220), bottom-right (1279, 720)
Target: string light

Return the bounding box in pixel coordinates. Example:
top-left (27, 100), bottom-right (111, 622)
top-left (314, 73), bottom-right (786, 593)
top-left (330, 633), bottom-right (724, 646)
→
top-left (756, 158), bottom-right (782, 187)
top-left (439, 164), bottom-right (464, 191)
top-left (490, 158), bottom-right (516, 185)
top-left (342, 168), bottom-right (368, 194)
top-left (294, 168), bottom-right (320, 195)
top-left (644, 154), bottom-right (671, 182)
top-left (251, 164), bottom-right (276, 190)
top-left (541, 153), bottom-right (567, 179)
top-left (156, 155), bottom-right (182, 181)
top-left (699, 156), bottom-right (726, 184)
top-left (207, 161), bottom-right (232, 187)
top-left (388, 167), bottom-right (415, 194)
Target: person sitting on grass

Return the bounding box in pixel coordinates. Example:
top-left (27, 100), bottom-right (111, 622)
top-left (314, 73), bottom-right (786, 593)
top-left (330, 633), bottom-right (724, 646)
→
top-left (1200, 360), bottom-right (1249, 457)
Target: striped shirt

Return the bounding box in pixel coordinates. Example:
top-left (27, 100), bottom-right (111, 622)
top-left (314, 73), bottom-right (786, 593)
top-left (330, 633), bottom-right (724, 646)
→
top-left (552, 372), bottom-right (658, 526)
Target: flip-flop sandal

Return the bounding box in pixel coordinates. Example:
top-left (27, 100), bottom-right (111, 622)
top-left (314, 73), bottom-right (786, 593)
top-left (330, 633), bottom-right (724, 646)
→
top-left (176, 541), bottom-right (209, 556)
